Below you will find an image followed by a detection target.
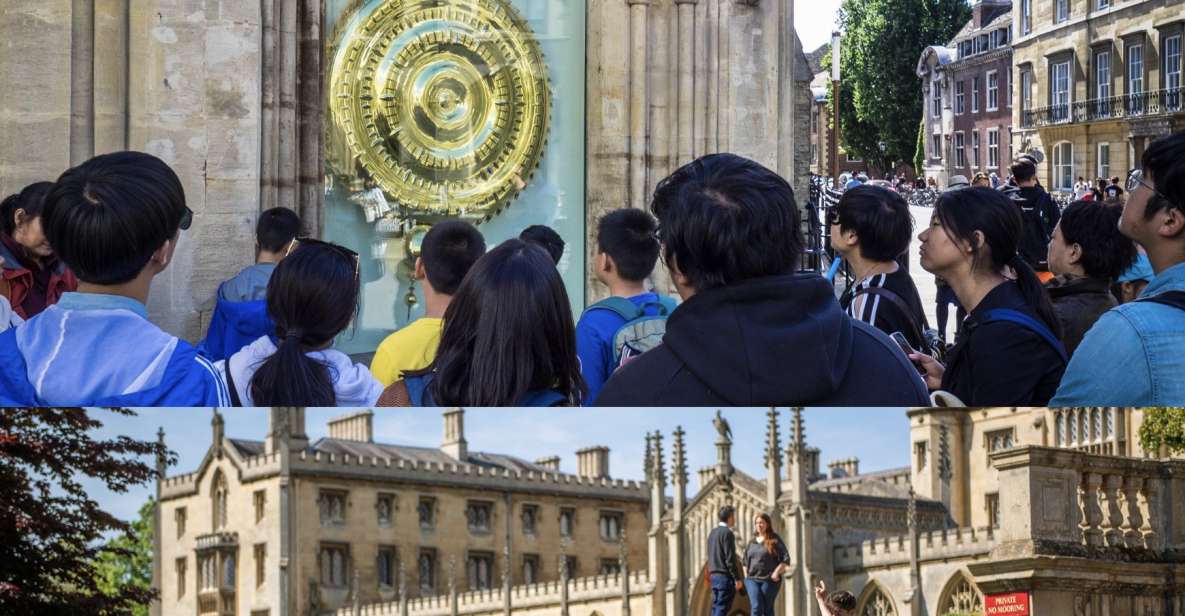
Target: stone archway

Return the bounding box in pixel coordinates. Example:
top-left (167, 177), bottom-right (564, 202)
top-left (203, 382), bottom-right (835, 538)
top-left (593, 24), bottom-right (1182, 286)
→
top-left (855, 580), bottom-right (899, 616)
top-left (688, 564), bottom-right (751, 615)
top-left (936, 570), bottom-right (984, 615)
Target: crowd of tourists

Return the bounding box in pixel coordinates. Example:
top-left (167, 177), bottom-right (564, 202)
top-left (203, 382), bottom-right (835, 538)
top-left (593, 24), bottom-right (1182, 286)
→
top-left (1, 131), bottom-right (1183, 407)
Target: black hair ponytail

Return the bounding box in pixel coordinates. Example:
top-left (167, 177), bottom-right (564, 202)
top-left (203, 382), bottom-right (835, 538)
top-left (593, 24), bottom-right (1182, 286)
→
top-left (1007, 253), bottom-right (1062, 339)
top-left (248, 241), bottom-right (359, 406)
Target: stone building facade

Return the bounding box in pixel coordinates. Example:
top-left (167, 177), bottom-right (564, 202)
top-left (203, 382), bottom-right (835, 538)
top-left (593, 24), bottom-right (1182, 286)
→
top-left (154, 407), bottom-right (1185, 616)
top-left (1011, 0), bottom-right (1185, 191)
top-left (0, 1), bottom-right (814, 340)
top-left (152, 409), bottom-right (649, 616)
top-left (917, 0), bottom-right (1015, 188)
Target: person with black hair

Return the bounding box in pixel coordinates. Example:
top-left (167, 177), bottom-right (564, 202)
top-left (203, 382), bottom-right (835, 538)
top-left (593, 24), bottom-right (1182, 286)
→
top-left (0, 151), bottom-right (229, 406)
top-left (519, 224), bottom-right (565, 265)
top-left (814, 580), bottom-right (856, 616)
top-left (1053, 130), bottom-right (1185, 406)
top-left (1009, 158), bottom-right (1061, 273)
top-left (576, 208), bottom-right (674, 404)
top-left (198, 207), bottom-right (302, 361)
top-left (0, 181), bottom-right (78, 319)
top-left (371, 220), bottom-right (486, 386)
top-left (707, 506), bottom-right (743, 616)
top-left (1044, 201), bottom-right (1137, 356)
top-left (377, 239), bottom-right (586, 406)
top-left (216, 239), bottom-right (383, 406)
top-left (830, 185), bottom-right (929, 352)
top-left (595, 154), bottom-right (929, 406)
top-left (911, 187), bottom-right (1067, 406)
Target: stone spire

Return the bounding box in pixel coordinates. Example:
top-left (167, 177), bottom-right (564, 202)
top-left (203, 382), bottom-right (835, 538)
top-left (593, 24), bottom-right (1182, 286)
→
top-left (643, 432), bottom-right (654, 481)
top-left (907, 486), bottom-right (921, 616)
top-left (650, 431), bottom-right (667, 528)
top-left (765, 408), bottom-right (782, 509)
top-left (212, 410), bottom-right (225, 458)
top-left (151, 427), bottom-right (166, 616)
top-left (787, 407), bottom-right (808, 504)
top-left (672, 426), bottom-right (688, 517)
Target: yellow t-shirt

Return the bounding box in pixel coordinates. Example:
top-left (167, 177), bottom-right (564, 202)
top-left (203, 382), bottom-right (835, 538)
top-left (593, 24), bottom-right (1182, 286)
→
top-left (370, 317), bottom-right (444, 386)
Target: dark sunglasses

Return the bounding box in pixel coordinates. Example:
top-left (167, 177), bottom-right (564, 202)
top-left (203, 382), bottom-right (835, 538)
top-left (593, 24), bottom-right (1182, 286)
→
top-left (288, 237), bottom-right (361, 279)
top-left (179, 205), bottom-right (193, 231)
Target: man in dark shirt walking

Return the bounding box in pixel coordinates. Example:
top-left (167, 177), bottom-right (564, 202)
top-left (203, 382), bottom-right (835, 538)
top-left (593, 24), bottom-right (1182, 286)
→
top-left (707, 506), bottom-right (743, 615)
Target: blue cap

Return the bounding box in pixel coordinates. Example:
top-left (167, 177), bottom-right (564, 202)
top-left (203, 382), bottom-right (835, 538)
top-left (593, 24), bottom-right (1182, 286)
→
top-left (1118, 253), bottom-right (1154, 283)
top-left (845, 179), bottom-right (863, 190)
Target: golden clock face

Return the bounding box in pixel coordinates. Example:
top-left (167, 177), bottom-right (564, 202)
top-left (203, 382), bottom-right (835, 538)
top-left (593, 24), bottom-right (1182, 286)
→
top-left (328, 0), bottom-right (551, 221)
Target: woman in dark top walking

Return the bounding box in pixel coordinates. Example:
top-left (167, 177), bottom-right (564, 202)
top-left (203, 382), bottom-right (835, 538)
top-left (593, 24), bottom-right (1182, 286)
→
top-left (911, 188), bottom-right (1067, 405)
top-left (742, 513), bottom-right (790, 616)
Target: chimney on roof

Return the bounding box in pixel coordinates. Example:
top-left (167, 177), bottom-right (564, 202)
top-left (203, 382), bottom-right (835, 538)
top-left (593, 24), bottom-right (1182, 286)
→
top-left (575, 446), bottom-right (610, 479)
top-left (535, 456), bottom-right (561, 470)
top-left (327, 410), bottom-right (373, 443)
top-left (442, 408), bottom-right (467, 461)
top-left (828, 457), bottom-right (861, 479)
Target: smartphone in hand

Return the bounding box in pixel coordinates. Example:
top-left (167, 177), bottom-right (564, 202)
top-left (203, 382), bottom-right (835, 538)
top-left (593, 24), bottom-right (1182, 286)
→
top-left (889, 331), bottom-right (926, 375)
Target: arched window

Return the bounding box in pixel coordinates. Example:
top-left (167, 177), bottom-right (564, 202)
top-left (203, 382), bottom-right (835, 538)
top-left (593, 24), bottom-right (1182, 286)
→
top-left (938, 572), bottom-right (984, 615)
top-left (211, 471), bottom-right (228, 530)
top-left (223, 553), bottom-right (236, 588)
top-left (858, 582), bottom-right (898, 616)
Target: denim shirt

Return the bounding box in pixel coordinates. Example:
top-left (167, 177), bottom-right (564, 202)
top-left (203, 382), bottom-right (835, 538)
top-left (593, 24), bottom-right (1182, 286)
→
top-left (1052, 261), bottom-right (1185, 406)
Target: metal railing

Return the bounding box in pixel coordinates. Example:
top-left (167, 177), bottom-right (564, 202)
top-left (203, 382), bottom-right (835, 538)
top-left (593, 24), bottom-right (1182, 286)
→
top-left (1020, 87), bottom-right (1183, 128)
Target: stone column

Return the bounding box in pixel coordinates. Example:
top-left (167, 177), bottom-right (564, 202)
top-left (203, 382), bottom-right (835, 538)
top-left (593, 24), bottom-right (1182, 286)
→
top-left (150, 427), bottom-right (166, 616)
top-left (670, 427), bottom-right (689, 615)
top-left (69, 0), bottom-right (95, 165)
top-left (648, 431), bottom-right (668, 616)
top-left (627, 0), bottom-right (650, 211)
top-left (675, 0), bottom-right (697, 164)
top-left (776, 0), bottom-right (797, 179)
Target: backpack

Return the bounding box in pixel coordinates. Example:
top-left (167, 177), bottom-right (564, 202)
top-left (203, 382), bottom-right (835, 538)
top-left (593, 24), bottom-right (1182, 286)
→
top-left (404, 373), bottom-right (567, 407)
top-left (979, 308), bottom-right (1068, 364)
top-left (1136, 291), bottom-right (1185, 312)
top-left (584, 296), bottom-right (679, 368)
top-left (851, 286), bottom-right (946, 362)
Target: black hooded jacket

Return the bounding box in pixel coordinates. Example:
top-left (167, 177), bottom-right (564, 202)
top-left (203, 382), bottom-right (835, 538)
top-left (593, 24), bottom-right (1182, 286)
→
top-left (594, 274), bottom-right (930, 406)
top-left (1015, 186), bottom-right (1060, 269)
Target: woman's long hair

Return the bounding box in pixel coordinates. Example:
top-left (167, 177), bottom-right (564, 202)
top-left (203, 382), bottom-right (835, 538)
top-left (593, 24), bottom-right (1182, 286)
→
top-left (756, 513), bottom-right (779, 555)
top-left (934, 187), bottom-right (1061, 337)
top-left (249, 240), bottom-right (359, 406)
top-left (427, 239), bottom-right (587, 406)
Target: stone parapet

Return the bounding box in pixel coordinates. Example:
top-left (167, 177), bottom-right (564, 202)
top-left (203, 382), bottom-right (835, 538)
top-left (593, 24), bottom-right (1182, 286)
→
top-left (833, 526), bottom-right (997, 572)
top-left (337, 570), bottom-right (654, 615)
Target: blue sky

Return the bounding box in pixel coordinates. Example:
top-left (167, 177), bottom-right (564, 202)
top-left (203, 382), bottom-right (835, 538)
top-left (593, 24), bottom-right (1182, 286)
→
top-left (80, 407), bottom-right (911, 524)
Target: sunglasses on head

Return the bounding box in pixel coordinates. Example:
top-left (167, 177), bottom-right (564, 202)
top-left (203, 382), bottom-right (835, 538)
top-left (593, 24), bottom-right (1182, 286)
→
top-left (826, 206), bottom-right (841, 226)
top-left (287, 237), bottom-right (361, 280)
top-left (179, 205), bottom-right (193, 231)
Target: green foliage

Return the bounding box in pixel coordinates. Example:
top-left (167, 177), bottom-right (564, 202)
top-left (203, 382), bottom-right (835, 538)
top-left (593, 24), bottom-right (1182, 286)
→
top-left (914, 117), bottom-right (926, 175)
top-left (836, 0), bottom-right (970, 172)
top-left (1138, 408), bottom-right (1185, 455)
top-left (94, 499), bottom-right (156, 616)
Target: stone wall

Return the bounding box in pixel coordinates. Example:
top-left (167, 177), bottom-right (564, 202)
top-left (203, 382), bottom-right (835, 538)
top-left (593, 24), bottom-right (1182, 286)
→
top-left (0, 0), bottom-right (265, 341)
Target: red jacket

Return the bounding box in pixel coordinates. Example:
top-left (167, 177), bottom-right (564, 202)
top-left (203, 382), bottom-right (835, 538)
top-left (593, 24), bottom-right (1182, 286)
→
top-left (0, 234), bottom-right (78, 320)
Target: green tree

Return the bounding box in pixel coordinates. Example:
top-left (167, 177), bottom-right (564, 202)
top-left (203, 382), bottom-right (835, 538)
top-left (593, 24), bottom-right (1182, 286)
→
top-left (1138, 408), bottom-right (1185, 455)
top-left (0, 408), bottom-right (173, 615)
top-left (94, 499), bottom-right (156, 616)
top-left (836, 0), bottom-right (969, 171)
top-left (914, 117), bottom-right (926, 175)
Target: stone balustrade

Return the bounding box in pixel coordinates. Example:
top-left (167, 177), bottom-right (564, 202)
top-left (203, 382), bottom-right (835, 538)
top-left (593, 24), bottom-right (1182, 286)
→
top-left (990, 446), bottom-right (1185, 558)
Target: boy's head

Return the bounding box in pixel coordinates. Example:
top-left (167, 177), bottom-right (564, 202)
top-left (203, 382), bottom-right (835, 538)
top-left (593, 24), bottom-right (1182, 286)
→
top-left (650, 154), bottom-right (802, 296)
top-left (828, 185), bottom-right (912, 262)
top-left (1119, 131), bottom-right (1185, 252)
top-left (42, 151), bottom-right (191, 285)
top-left (825, 591), bottom-right (857, 615)
top-left (718, 505), bottom-right (736, 526)
top-left (520, 224), bottom-right (565, 265)
top-left (256, 207), bottom-right (302, 256)
top-left (596, 208), bottom-right (660, 285)
top-left (1048, 201), bottom-right (1136, 280)
top-left (1009, 159), bottom-right (1038, 186)
top-left (419, 220), bottom-right (486, 296)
